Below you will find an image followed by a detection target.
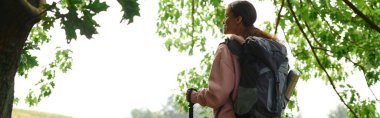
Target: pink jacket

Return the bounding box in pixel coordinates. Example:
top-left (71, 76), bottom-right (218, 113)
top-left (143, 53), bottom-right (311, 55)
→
top-left (191, 43), bottom-right (240, 118)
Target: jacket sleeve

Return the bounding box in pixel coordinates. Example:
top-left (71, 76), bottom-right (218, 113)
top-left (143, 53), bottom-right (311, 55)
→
top-left (191, 44), bottom-right (236, 109)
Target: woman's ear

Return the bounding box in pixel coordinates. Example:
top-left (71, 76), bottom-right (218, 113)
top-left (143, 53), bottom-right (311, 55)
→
top-left (236, 16), bottom-right (242, 24)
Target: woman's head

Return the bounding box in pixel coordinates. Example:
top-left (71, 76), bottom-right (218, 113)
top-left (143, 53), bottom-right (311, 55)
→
top-left (223, 0), bottom-right (257, 34)
top-left (223, 0), bottom-right (277, 41)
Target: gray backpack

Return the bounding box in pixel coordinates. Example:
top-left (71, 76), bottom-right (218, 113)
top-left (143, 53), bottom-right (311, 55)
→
top-left (223, 36), bottom-right (289, 118)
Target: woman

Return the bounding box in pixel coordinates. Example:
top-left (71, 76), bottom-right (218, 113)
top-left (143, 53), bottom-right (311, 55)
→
top-left (186, 1), bottom-right (278, 118)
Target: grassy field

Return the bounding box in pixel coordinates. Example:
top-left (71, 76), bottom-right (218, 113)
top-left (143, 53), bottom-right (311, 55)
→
top-left (12, 109), bottom-right (71, 118)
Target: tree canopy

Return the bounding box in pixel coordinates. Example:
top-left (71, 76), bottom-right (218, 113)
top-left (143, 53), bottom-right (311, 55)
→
top-left (4, 0), bottom-right (379, 117)
top-left (157, 0), bottom-right (380, 117)
top-left (15, 0), bottom-right (140, 107)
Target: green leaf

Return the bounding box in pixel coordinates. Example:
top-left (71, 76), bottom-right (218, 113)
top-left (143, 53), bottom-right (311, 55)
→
top-left (41, 16), bottom-right (56, 30)
top-left (164, 39), bottom-right (172, 51)
top-left (61, 16), bottom-right (78, 41)
top-left (117, 0), bottom-right (140, 24)
top-left (13, 98), bottom-right (20, 105)
top-left (17, 51), bottom-right (39, 77)
top-left (87, 0), bottom-right (109, 13)
top-left (280, 19), bottom-right (286, 30)
top-left (79, 10), bottom-right (98, 38)
top-left (25, 90), bottom-right (39, 107)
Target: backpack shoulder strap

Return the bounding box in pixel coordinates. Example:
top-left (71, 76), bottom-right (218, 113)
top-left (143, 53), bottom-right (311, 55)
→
top-left (223, 38), bottom-right (243, 57)
top-left (245, 36), bottom-right (277, 71)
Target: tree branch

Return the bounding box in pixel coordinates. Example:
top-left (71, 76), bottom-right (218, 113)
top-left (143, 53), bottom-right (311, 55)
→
top-left (310, 0), bottom-right (379, 104)
top-left (322, 17), bottom-right (339, 36)
top-left (309, 1), bottom-right (341, 38)
top-left (369, 88), bottom-right (380, 103)
top-left (304, 21), bottom-right (323, 48)
top-left (308, 2), bottom-right (371, 72)
top-left (191, 0), bottom-right (194, 41)
top-left (282, 28), bottom-right (298, 59)
top-left (19, 0), bottom-right (46, 17)
top-left (344, 55), bottom-right (365, 72)
top-left (342, 0), bottom-right (380, 33)
top-left (302, 9), bottom-right (364, 73)
top-left (189, 0), bottom-right (195, 55)
top-left (344, 57), bottom-right (380, 104)
top-left (312, 46), bottom-right (366, 73)
top-left (313, 45), bottom-right (380, 103)
top-left (274, 0), bottom-right (285, 34)
top-left (346, 58), bottom-right (380, 103)
top-left (312, 47), bottom-right (330, 52)
top-left (286, 0), bottom-right (359, 117)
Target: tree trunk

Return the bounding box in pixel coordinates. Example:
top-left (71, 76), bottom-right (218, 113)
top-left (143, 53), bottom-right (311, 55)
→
top-left (0, 0), bottom-right (44, 117)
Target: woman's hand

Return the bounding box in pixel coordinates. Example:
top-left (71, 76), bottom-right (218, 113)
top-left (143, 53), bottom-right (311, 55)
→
top-left (229, 34), bottom-right (245, 45)
top-left (186, 88), bottom-right (197, 103)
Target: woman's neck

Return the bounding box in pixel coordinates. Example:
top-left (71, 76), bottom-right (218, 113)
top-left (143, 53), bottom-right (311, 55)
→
top-left (238, 26), bottom-right (255, 39)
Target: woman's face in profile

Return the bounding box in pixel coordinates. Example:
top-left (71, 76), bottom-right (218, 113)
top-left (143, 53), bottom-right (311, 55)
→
top-left (223, 7), bottom-right (240, 34)
top-left (223, 7), bottom-right (236, 34)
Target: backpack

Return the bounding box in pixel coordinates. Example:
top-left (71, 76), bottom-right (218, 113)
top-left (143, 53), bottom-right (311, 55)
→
top-left (224, 36), bottom-right (289, 118)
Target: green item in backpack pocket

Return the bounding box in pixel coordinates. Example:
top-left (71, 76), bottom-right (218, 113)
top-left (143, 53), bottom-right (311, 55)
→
top-left (234, 87), bottom-right (257, 115)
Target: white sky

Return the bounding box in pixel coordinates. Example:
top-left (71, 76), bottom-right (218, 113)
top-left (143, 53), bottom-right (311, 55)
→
top-left (13, 0), bottom-right (380, 118)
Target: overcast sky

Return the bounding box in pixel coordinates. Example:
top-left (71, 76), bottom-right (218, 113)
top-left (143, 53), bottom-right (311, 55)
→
top-left (13, 0), bottom-right (379, 118)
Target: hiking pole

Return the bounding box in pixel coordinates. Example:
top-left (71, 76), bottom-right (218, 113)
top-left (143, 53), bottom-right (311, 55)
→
top-left (186, 88), bottom-right (197, 118)
top-left (189, 101), bottom-right (194, 118)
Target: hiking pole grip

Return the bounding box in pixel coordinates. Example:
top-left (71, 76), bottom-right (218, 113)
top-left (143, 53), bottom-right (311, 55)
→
top-left (186, 88), bottom-right (197, 118)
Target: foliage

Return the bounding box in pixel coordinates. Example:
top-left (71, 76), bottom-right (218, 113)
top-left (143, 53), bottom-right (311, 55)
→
top-left (347, 100), bottom-right (379, 118)
top-left (117, 0), bottom-right (140, 24)
top-left (157, 0), bottom-right (380, 117)
top-left (280, 0), bottom-right (380, 117)
top-left (157, 0), bottom-right (224, 55)
top-left (24, 48), bottom-right (72, 106)
top-left (157, 0), bottom-right (224, 114)
top-left (17, 0), bottom-right (140, 106)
